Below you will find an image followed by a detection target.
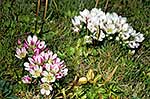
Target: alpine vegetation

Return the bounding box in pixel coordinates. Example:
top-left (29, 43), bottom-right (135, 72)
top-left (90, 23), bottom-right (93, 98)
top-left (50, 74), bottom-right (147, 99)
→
top-left (15, 35), bottom-right (68, 96)
top-left (72, 8), bottom-right (145, 52)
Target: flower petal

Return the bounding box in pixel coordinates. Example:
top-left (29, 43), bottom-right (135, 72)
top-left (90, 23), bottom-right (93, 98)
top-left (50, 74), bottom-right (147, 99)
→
top-left (33, 35), bottom-right (38, 43)
top-left (40, 88), bottom-right (45, 95)
top-left (45, 90), bottom-right (50, 95)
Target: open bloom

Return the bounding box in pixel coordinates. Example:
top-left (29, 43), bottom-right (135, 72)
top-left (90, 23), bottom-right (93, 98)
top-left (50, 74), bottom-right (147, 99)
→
top-left (79, 9), bottom-right (91, 23)
top-left (37, 41), bottom-right (46, 50)
top-left (41, 71), bottom-right (56, 83)
top-left (72, 16), bottom-right (81, 26)
top-left (32, 54), bottom-right (45, 65)
top-left (134, 32), bottom-right (144, 42)
top-left (40, 83), bottom-right (53, 95)
top-left (24, 35), bottom-right (46, 52)
top-left (72, 8), bottom-right (144, 50)
top-left (25, 35), bottom-right (38, 49)
top-left (104, 23), bottom-right (118, 34)
top-left (22, 75), bottom-right (32, 84)
top-left (128, 41), bottom-right (140, 49)
top-left (15, 47), bottom-right (27, 59)
top-left (29, 66), bottom-right (43, 78)
top-left (42, 50), bottom-right (57, 64)
top-left (121, 32), bottom-right (131, 40)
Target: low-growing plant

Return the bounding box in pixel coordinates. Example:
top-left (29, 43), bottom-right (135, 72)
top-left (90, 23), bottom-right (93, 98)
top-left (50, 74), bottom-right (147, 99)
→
top-left (72, 8), bottom-right (145, 54)
top-left (15, 35), bottom-right (68, 97)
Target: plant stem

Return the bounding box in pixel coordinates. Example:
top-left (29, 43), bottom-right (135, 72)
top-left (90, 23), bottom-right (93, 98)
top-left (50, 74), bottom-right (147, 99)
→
top-left (95, 0), bottom-right (99, 8)
top-left (36, 0), bottom-right (40, 16)
top-left (104, 0), bottom-right (109, 11)
top-left (44, 0), bottom-right (48, 20)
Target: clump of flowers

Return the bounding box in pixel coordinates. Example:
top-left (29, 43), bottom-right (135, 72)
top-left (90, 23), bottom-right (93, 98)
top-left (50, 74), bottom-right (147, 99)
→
top-left (72, 8), bottom-right (144, 52)
top-left (15, 35), bottom-right (68, 96)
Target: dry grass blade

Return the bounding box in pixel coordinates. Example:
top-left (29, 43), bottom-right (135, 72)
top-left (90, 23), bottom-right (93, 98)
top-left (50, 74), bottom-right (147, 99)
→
top-left (44, 0), bottom-right (48, 20)
top-left (36, 0), bottom-right (41, 16)
top-left (95, 0), bottom-right (99, 8)
top-left (103, 65), bottom-right (118, 84)
top-left (104, 0), bottom-right (109, 11)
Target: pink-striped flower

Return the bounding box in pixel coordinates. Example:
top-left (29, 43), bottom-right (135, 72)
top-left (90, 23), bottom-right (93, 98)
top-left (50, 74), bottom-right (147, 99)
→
top-left (25, 35), bottom-right (38, 48)
top-left (22, 75), bottom-right (32, 84)
top-left (42, 50), bottom-right (57, 64)
top-left (37, 41), bottom-right (46, 50)
top-left (32, 54), bottom-right (44, 65)
top-left (24, 61), bottom-right (37, 71)
top-left (15, 47), bottom-right (27, 59)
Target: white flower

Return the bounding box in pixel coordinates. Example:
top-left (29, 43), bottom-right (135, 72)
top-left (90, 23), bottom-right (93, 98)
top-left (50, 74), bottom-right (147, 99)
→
top-left (41, 71), bottom-right (55, 83)
top-left (98, 30), bottom-right (105, 41)
top-left (44, 50), bottom-right (57, 64)
top-left (121, 32), bottom-right (131, 40)
top-left (104, 24), bottom-right (117, 34)
top-left (119, 16), bottom-right (127, 25)
top-left (24, 62), bottom-right (31, 71)
top-left (72, 16), bottom-right (81, 26)
top-left (134, 32), bottom-right (144, 42)
top-left (92, 30), bottom-right (105, 41)
top-left (128, 41), bottom-right (140, 49)
top-left (115, 37), bottom-right (120, 41)
top-left (40, 83), bottom-right (53, 95)
top-left (87, 22), bottom-right (97, 33)
top-left (122, 23), bottom-right (129, 31)
top-left (90, 8), bottom-right (102, 17)
top-left (15, 47), bottom-right (27, 59)
top-left (98, 11), bottom-right (107, 24)
top-left (106, 12), bottom-right (119, 24)
top-left (56, 72), bottom-right (63, 79)
top-left (130, 30), bottom-right (136, 36)
top-left (29, 66), bottom-right (43, 78)
top-left (79, 9), bottom-right (90, 23)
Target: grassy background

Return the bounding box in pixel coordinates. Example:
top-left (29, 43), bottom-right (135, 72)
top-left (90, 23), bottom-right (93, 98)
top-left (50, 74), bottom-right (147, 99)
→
top-left (0, 0), bottom-right (150, 98)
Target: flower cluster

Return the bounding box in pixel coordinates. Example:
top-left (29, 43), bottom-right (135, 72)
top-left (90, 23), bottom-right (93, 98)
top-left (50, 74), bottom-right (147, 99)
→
top-left (15, 35), bottom-right (68, 96)
top-left (72, 8), bottom-right (144, 51)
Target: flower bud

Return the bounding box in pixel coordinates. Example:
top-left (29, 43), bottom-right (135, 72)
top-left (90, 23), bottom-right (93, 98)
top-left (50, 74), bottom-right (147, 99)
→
top-left (86, 69), bottom-right (95, 81)
top-left (78, 77), bottom-right (88, 85)
top-left (17, 39), bottom-right (21, 45)
top-left (22, 75), bottom-right (31, 84)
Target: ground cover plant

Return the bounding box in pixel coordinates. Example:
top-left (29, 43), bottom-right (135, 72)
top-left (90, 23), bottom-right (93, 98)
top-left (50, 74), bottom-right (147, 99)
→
top-left (0, 0), bottom-right (150, 99)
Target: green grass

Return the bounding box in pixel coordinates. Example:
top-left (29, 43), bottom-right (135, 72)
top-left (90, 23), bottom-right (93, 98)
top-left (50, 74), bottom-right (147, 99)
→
top-left (0, 0), bottom-right (150, 98)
